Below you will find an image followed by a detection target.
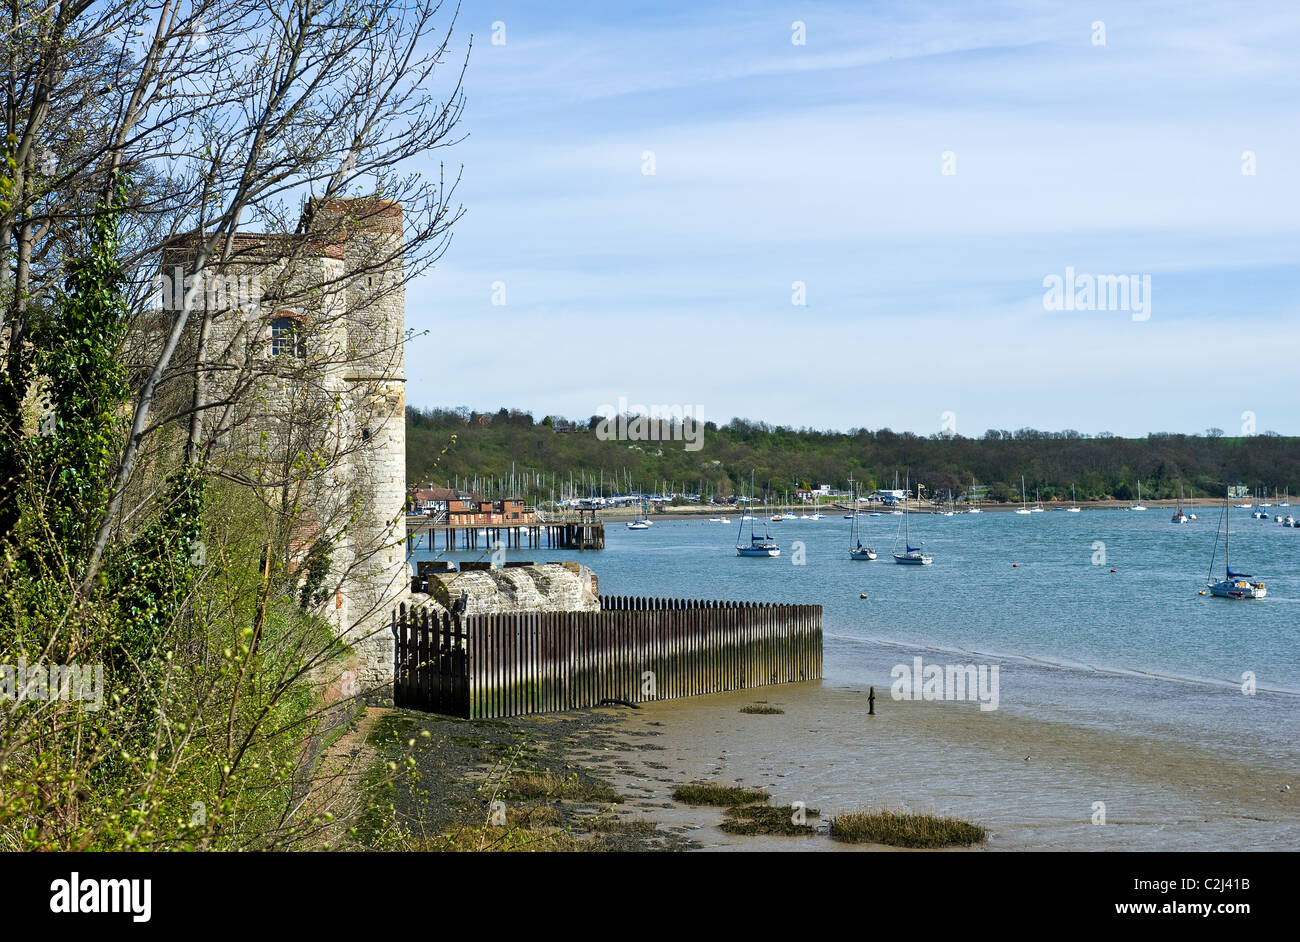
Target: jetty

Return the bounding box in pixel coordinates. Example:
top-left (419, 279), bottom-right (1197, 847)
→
top-left (406, 508), bottom-right (604, 553)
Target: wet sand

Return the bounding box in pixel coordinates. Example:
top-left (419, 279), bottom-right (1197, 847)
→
top-left (570, 682), bottom-right (1300, 851)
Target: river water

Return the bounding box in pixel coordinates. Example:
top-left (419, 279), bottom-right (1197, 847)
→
top-left (409, 507), bottom-right (1299, 848)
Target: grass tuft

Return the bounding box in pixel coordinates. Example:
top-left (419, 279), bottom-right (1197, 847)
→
top-left (503, 771), bottom-right (620, 804)
top-left (739, 704), bottom-right (785, 715)
top-left (671, 782), bottom-right (771, 806)
top-left (719, 804), bottom-right (819, 836)
top-left (828, 809), bottom-right (987, 848)
top-left (583, 817), bottom-right (659, 835)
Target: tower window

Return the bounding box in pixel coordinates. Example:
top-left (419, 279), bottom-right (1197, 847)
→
top-left (270, 317), bottom-right (304, 357)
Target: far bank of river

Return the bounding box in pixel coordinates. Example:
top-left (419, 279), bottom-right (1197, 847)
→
top-left (593, 498), bottom-right (1222, 522)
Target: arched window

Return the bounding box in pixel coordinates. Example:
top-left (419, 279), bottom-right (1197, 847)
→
top-left (270, 315), bottom-right (304, 357)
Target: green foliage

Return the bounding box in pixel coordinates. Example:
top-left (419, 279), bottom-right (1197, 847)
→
top-left (298, 536), bottom-right (333, 610)
top-left (0, 183), bottom-right (353, 851)
top-left (829, 808), bottom-right (987, 847)
top-left (408, 406), bottom-right (1300, 502)
top-left (671, 782), bottom-right (771, 806)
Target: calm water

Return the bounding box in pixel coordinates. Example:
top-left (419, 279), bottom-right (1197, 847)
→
top-left (410, 508), bottom-right (1299, 765)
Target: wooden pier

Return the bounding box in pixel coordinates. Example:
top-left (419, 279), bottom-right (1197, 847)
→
top-left (392, 596), bottom-right (823, 719)
top-left (405, 513), bottom-right (604, 554)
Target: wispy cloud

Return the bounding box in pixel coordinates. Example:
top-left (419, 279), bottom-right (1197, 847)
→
top-left (408, 1), bottom-right (1300, 435)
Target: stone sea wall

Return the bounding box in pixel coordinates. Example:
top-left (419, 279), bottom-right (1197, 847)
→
top-left (421, 563), bottom-right (600, 616)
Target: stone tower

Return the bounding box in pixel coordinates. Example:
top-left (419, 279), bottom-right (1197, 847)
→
top-left (153, 196), bottom-right (410, 690)
top-left (311, 197), bottom-right (409, 689)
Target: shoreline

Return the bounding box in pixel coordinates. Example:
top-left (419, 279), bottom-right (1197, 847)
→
top-left (590, 498), bottom-right (1230, 522)
top-left (363, 673), bottom-right (1299, 851)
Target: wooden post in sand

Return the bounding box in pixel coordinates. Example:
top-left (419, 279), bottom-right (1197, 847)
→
top-left (868, 686), bottom-right (875, 715)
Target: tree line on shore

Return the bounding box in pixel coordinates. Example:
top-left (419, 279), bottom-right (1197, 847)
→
top-left (407, 406), bottom-right (1300, 503)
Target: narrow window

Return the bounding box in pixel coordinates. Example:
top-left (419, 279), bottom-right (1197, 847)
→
top-left (271, 317), bottom-right (304, 357)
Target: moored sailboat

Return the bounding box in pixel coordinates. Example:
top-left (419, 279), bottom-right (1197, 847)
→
top-left (893, 476), bottom-right (932, 565)
top-left (848, 487), bottom-right (876, 560)
top-left (1015, 476), bottom-right (1032, 514)
top-left (736, 475), bottom-right (780, 557)
top-left (1065, 484), bottom-right (1081, 512)
top-left (1205, 488), bottom-right (1266, 598)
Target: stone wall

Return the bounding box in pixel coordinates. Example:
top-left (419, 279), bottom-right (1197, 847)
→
top-left (422, 563), bottom-right (601, 616)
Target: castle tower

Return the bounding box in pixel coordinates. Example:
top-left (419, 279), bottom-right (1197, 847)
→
top-left (304, 197), bottom-right (409, 689)
top-left (151, 196), bottom-right (411, 691)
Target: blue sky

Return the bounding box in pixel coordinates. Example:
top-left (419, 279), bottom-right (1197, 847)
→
top-left (404, 0), bottom-right (1300, 437)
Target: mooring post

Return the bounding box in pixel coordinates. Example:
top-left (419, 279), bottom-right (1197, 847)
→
top-left (868, 685), bottom-right (875, 716)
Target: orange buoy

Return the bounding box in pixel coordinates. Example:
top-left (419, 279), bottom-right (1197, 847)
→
top-left (1110, 568), bottom-right (1117, 572)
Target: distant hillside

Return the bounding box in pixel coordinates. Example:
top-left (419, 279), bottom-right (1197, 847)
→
top-left (406, 406), bottom-right (1300, 504)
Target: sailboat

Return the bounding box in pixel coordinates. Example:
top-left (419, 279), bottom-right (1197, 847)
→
top-left (849, 488), bottom-right (876, 559)
top-left (892, 476), bottom-right (932, 565)
top-left (736, 475), bottom-right (780, 557)
top-left (1205, 488), bottom-right (1266, 598)
top-left (626, 497), bottom-right (653, 530)
top-left (808, 493), bottom-right (825, 520)
top-left (1065, 484), bottom-right (1081, 512)
top-left (1016, 476), bottom-right (1032, 514)
top-left (1251, 489), bottom-right (1269, 519)
top-left (1031, 487), bottom-right (1045, 512)
top-left (1171, 486), bottom-right (1191, 524)
top-left (1129, 482), bottom-right (1147, 511)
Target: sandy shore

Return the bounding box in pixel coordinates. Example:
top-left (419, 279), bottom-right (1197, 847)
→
top-left (573, 683), bottom-right (1300, 851)
top-left (360, 679), bottom-right (1298, 851)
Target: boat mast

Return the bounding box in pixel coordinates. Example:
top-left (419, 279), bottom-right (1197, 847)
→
top-left (1224, 487), bottom-right (1230, 577)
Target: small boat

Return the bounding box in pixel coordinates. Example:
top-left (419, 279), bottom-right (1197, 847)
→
top-left (848, 487), bottom-right (876, 560)
top-left (736, 474), bottom-right (779, 557)
top-left (1171, 486), bottom-right (1192, 523)
top-left (626, 498), bottom-right (653, 529)
top-left (1065, 484), bottom-right (1081, 512)
top-left (1205, 488), bottom-right (1266, 599)
top-left (1016, 477), bottom-right (1032, 514)
top-left (892, 476), bottom-right (932, 565)
top-left (1129, 482), bottom-right (1147, 511)
top-left (737, 535), bottom-right (781, 556)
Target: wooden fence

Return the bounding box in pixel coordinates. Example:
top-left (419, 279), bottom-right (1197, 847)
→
top-left (392, 596), bottom-right (822, 718)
